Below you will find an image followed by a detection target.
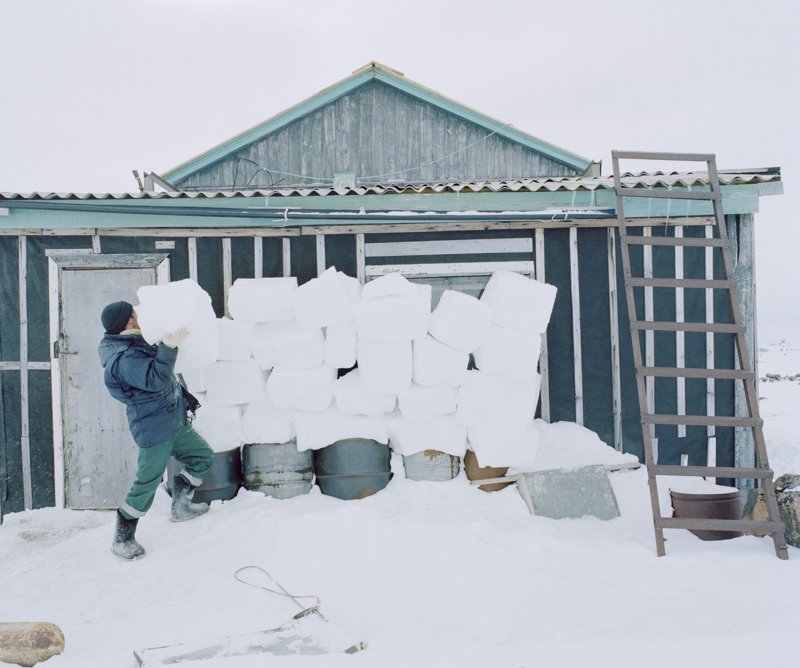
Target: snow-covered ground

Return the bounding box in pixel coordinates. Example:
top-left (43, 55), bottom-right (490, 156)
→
top-left (2, 340), bottom-right (799, 668)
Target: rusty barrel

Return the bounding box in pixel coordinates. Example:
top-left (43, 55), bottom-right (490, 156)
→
top-left (402, 450), bottom-right (460, 481)
top-left (463, 450), bottom-right (513, 492)
top-left (242, 441), bottom-right (314, 499)
top-left (670, 489), bottom-right (744, 540)
top-left (167, 447), bottom-right (242, 504)
top-left (314, 438), bottom-right (392, 500)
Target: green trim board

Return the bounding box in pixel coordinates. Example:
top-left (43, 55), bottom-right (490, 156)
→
top-left (162, 62), bottom-right (593, 183)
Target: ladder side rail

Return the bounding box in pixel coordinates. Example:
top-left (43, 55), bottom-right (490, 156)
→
top-left (612, 155), bottom-right (667, 557)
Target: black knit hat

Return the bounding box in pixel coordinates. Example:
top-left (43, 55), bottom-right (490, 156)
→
top-left (101, 301), bottom-right (134, 334)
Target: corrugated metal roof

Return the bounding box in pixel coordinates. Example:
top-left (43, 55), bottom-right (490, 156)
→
top-left (0, 169), bottom-right (781, 201)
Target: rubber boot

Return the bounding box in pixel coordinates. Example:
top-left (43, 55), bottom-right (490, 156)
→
top-left (171, 475), bottom-right (210, 522)
top-left (111, 510), bottom-right (146, 560)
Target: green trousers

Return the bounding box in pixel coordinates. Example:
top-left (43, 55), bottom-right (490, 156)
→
top-left (120, 424), bottom-right (214, 520)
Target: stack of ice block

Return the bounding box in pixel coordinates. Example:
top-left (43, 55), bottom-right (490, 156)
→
top-left (139, 269), bottom-right (555, 464)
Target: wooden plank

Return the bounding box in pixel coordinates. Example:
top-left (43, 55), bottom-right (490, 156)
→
top-left (570, 227), bottom-right (583, 425)
top-left (365, 260), bottom-right (535, 278)
top-left (658, 518), bottom-right (783, 532)
top-left (642, 414), bottom-right (762, 427)
top-left (316, 234), bottom-right (326, 276)
top-left (640, 367), bottom-right (756, 380)
top-left (624, 236), bottom-right (726, 247)
top-left (618, 189), bottom-right (719, 201)
top-left (608, 228), bottom-right (621, 450)
top-left (535, 229), bottom-right (549, 423)
top-left (91, 234), bottom-right (101, 253)
top-left (356, 233), bottom-right (366, 285)
top-left (365, 237), bottom-right (534, 257)
top-left (188, 237), bottom-right (198, 282)
top-left (652, 464), bottom-right (775, 480)
top-left (705, 224), bottom-right (716, 443)
top-left (631, 320), bottom-right (743, 333)
top-left (48, 258), bottom-right (65, 509)
top-left (222, 238), bottom-right (232, 316)
top-left (18, 237), bottom-right (32, 510)
top-left (643, 228), bottom-right (655, 439)
top-left (628, 277), bottom-right (731, 289)
top-left (253, 237), bottom-right (263, 279)
top-left (282, 237), bottom-right (291, 277)
top-left (612, 150), bottom-right (716, 162)
top-left (675, 226), bottom-right (686, 437)
top-left (0, 362), bottom-right (50, 371)
top-left (98, 227), bottom-right (301, 237)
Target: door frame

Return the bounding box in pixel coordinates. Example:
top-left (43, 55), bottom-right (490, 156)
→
top-left (48, 253), bottom-right (170, 508)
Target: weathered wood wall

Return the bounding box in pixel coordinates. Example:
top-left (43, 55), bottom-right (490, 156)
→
top-left (175, 81), bottom-right (579, 191)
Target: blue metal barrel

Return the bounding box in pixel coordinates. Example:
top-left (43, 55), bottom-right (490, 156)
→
top-left (402, 450), bottom-right (460, 481)
top-left (242, 441), bottom-right (314, 499)
top-left (314, 438), bottom-right (392, 500)
top-left (166, 447), bottom-right (242, 504)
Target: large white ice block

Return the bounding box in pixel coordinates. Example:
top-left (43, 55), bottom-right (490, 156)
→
top-left (204, 359), bottom-right (267, 406)
top-left (357, 341), bottom-right (412, 394)
top-left (428, 290), bottom-right (492, 353)
top-left (467, 422), bottom-right (540, 469)
top-left (361, 272), bottom-right (418, 299)
top-left (473, 327), bottom-right (542, 380)
top-left (456, 370), bottom-right (540, 428)
top-left (228, 277), bottom-right (297, 323)
top-left (192, 397), bottom-right (243, 453)
top-left (480, 271), bottom-right (557, 334)
top-left (294, 408), bottom-right (388, 451)
top-left (412, 336), bottom-right (469, 387)
top-left (293, 267), bottom-right (357, 330)
top-left (136, 279), bottom-right (218, 373)
top-left (355, 284), bottom-right (431, 343)
top-left (385, 413), bottom-right (467, 457)
top-left (333, 369), bottom-right (396, 415)
top-left (241, 399), bottom-right (295, 444)
top-left (267, 365), bottom-right (337, 411)
top-left (216, 318), bottom-right (255, 361)
top-left (324, 321), bottom-right (357, 369)
top-left (398, 384), bottom-right (458, 423)
top-left (251, 321), bottom-right (324, 370)
top-left (180, 366), bottom-right (206, 394)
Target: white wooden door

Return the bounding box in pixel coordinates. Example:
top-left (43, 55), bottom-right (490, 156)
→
top-left (51, 254), bottom-right (169, 509)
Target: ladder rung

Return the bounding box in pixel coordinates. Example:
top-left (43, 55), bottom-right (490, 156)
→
top-left (652, 465), bottom-right (773, 479)
top-left (628, 277), bottom-right (732, 289)
top-left (657, 518), bottom-right (784, 532)
top-left (631, 321), bottom-right (745, 334)
top-left (612, 150), bottom-right (716, 162)
top-left (640, 367), bottom-right (756, 380)
top-left (622, 236), bottom-right (727, 247)
top-left (642, 414), bottom-right (762, 427)
top-left (617, 189), bottom-right (719, 201)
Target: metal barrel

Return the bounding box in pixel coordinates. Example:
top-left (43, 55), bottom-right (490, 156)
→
top-left (167, 447), bottom-right (242, 504)
top-left (242, 441), bottom-right (314, 499)
top-left (402, 449), bottom-right (461, 481)
top-left (314, 438), bottom-right (392, 500)
top-left (670, 489), bottom-right (744, 540)
top-left (463, 450), bottom-right (513, 492)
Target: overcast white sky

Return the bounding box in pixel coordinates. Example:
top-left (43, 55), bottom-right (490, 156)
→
top-left (1, 0), bottom-right (798, 337)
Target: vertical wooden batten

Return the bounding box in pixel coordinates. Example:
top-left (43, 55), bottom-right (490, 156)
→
top-left (222, 237), bottom-right (232, 316)
top-left (705, 224), bottom-right (716, 453)
top-left (675, 226), bottom-right (686, 437)
top-left (316, 234), bottom-right (326, 276)
top-left (608, 228), bottom-right (622, 450)
top-left (254, 237), bottom-right (263, 279)
top-left (643, 226), bottom-right (655, 439)
top-left (356, 233), bottom-right (366, 285)
top-left (48, 258), bottom-right (65, 509)
top-left (18, 237), bottom-right (32, 510)
top-left (188, 237), bottom-right (198, 281)
top-left (569, 227), bottom-right (583, 426)
top-left (282, 237), bottom-right (292, 277)
top-left (535, 228), bottom-right (550, 422)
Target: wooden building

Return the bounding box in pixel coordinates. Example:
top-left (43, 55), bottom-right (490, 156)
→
top-left (0, 62), bottom-right (782, 518)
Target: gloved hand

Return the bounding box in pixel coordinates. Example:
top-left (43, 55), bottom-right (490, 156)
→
top-left (162, 326), bottom-right (189, 349)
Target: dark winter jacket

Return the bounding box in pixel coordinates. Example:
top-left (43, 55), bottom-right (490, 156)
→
top-left (98, 333), bottom-right (187, 448)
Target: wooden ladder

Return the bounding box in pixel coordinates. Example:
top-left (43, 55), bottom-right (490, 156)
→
top-left (611, 150), bottom-right (788, 559)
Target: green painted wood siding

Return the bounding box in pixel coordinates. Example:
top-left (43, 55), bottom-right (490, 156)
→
top-left (176, 81), bottom-right (580, 191)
